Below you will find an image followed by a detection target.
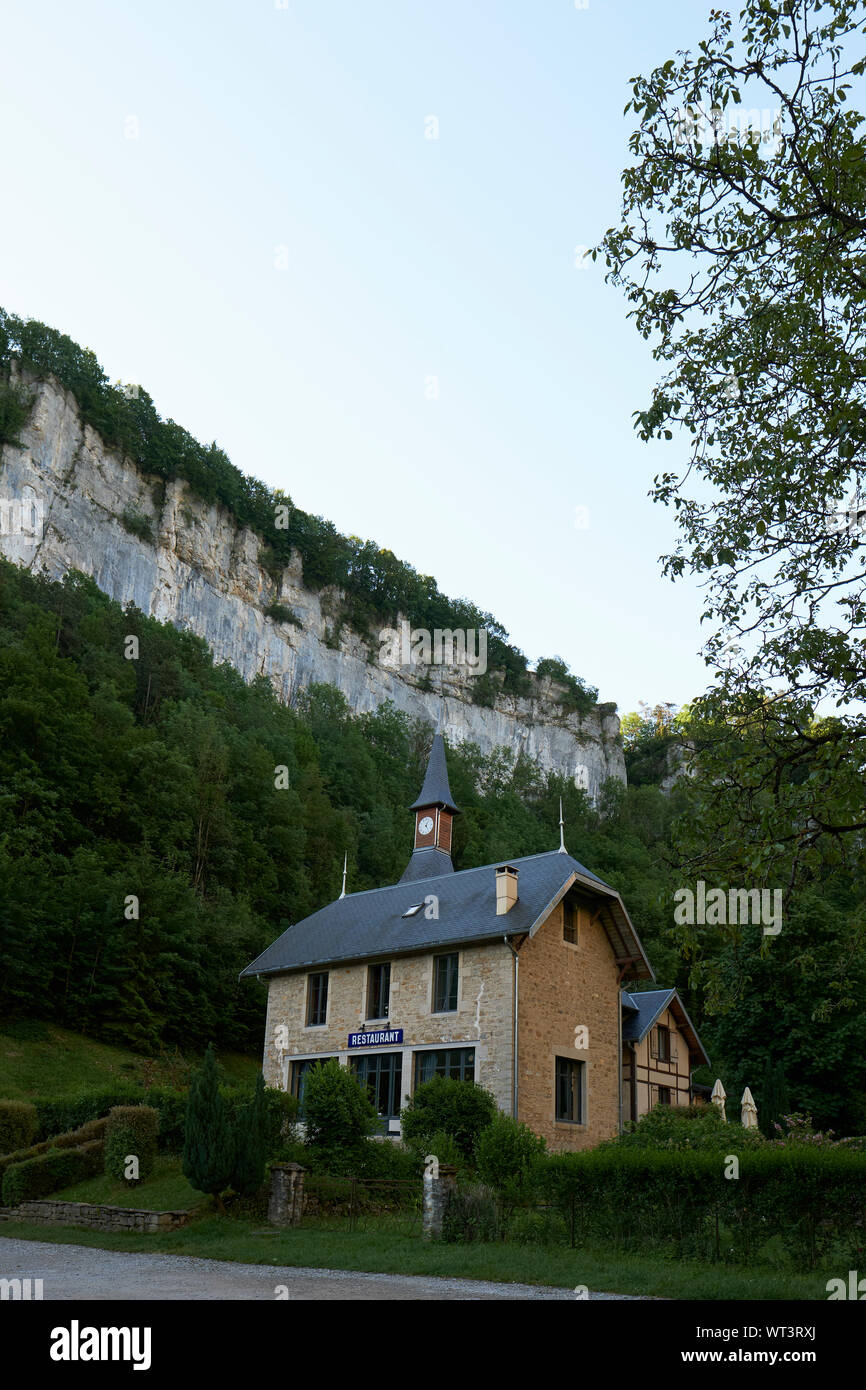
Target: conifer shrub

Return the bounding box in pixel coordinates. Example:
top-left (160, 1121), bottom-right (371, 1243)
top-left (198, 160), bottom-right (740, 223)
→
top-left (0, 1100), bottom-right (37, 1156)
top-left (230, 1074), bottom-right (267, 1197)
top-left (182, 1045), bottom-right (234, 1205)
top-left (104, 1105), bottom-right (159, 1186)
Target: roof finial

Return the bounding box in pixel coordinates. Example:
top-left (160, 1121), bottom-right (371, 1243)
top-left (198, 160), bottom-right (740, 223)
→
top-left (339, 851), bottom-right (348, 899)
top-left (558, 797), bottom-right (567, 854)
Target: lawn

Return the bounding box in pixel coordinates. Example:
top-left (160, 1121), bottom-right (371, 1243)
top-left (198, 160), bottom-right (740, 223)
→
top-left (51, 1156), bottom-right (206, 1212)
top-left (0, 1212), bottom-right (834, 1299)
top-left (0, 1020), bottom-right (260, 1099)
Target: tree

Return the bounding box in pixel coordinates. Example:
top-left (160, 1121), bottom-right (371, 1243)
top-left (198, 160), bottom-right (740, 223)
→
top-left (601, 0), bottom-right (866, 880)
top-left (231, 1071), bottom-right (268, 1196)
top-left (182, 1045), bottom-right (234, 1207)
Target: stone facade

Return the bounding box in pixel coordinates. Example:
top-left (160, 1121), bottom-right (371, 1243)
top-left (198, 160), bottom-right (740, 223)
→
top-left (263, 941), bottom-right (515, 1120)
top-left (6, 1201), bottom-right (189, 1232)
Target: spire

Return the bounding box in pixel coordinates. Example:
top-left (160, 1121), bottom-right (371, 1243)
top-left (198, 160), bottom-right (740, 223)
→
top-left (399, 725), bottom-right (460, 884)
top-left (339, 851), bottom-right (347, 899)
top-left (558, 796), bottom-right (567, 853)
top-left (409, 731), bottom-right (460, 814)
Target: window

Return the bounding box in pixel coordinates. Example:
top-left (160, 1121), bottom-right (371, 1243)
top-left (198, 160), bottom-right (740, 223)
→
top-left (563, 900), bottom-right (578, 944)
top-left (402, 903), bottom-right (424, 918)
top-left (306, 972), bottom-right (328, 1026)
top-left (367, 962), bottom-right (391, 1020)
top-left (290, 1057), bottom-right (336, 1115)
top-left (414, 1048), bottom-right (475, 1088)
top-left (433, 953), bottom-right (459, 1012)
top-left (658, 1086), bottom-right (672, 1106)
top-left (555, 1056), bottom-right (585, 1124)
top-left (351, 1052), bottom-right (403, 1121)
top-left (656, 1025), bottom-right (671, 1062)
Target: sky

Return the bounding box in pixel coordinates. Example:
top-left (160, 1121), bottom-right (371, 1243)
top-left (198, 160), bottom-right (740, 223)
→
top-left (0, 0), bottom-right (720, 715)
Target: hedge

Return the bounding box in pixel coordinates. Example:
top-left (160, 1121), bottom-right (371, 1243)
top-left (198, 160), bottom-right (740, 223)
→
top-left (0, 1117), bottom-right (107, 1183)
top-left (532, 1146), bottom-right (866, 1267)
top-left (25, 1084), bottom-right (298, 1160)
top-left (1, 1139), bottom-right (104, 1206)
top-left (33, 1089), bottom-right (141, 1142)
top-left (0, 1100), bottom-right (38, 1155)
top-left (104, 1106), bottom-right (159, 1184)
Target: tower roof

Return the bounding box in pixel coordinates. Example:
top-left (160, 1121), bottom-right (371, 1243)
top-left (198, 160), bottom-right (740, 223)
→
top-left (409, 732), bottom-right (460, 814)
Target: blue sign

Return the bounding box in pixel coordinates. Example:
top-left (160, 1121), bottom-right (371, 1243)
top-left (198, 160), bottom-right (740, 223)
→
top-left (348, 1029), bottom-right (403, 1049)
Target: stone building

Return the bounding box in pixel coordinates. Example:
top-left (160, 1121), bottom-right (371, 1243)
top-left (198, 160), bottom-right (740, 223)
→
top-left (241, 731), bottom-right (708, 1149)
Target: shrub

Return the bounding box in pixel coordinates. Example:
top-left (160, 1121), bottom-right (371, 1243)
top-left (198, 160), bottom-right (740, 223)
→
top-left (120, 506), bottom-right (154, 543)
top-left (230, 1074), bottom-right (267, 1197)
top-left (418, 1130), bottom-right (463, 1173)
top-left (303, 1059), bottom-right (379, 1162)
top-left (143, 1088), bottom-right (188, 1153)
top-left (33, 1089), bottom-right (140, 1142)
top-left (400, 1077), bottom-right (497, 1162)
top-left (0, 377), bottom-right (33, 446)
top-left (441, 1183), bottom-right (500, 1243)
top-left (475, 1113), bottom-right (546, 1204)
top-left (182, 1045), bottom-right (234, 1203)
top-left (2, 1140), bottom-right (103, 1206)
top-left (0, 1100), bottom-right (38, 1156)
top-left (611, 1101), bottom-right (765, 1151)
top-left (264, 603), bottom-right (300, 625)
top-left (263, 1087), bottom-right (299, 1155)
top-left (0, 1117), bottom-right (108, 1183)
top-left (104, 1106), bottom-right (158, 1186)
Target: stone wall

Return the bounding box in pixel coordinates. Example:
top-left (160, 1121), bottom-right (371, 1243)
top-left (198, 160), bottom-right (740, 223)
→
top-left (0, 368), bottom-right (626, 799)
top-left (7, 1200), bottom-right (189, 1232)
top-left (263, 940), bottom-right (515, 1118)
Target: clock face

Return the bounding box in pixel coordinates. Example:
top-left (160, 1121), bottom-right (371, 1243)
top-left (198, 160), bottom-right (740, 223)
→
top-left (418, 815), bottom-right (434, 836)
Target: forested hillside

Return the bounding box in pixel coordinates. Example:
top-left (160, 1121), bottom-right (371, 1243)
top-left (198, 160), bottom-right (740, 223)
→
top-left (0, 560), bottom-right (679, 1057)
top-left (2, 559), bottom-right (864, 1132)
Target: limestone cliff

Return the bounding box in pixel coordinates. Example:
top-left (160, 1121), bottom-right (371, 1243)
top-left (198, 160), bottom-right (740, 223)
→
top-left (0, 369), bottom-right (626, 797)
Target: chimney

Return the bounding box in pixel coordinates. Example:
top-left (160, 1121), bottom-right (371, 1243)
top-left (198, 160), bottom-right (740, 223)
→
top-left (496, 865), bottom-right (518, 915)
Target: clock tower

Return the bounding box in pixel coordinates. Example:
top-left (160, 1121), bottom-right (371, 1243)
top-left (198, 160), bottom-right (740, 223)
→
top-left (399, 727), bottom-right (461, 883)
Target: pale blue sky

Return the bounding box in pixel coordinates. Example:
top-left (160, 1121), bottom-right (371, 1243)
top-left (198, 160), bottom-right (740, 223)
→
top-left (0, 0), bottom-right (717, 714)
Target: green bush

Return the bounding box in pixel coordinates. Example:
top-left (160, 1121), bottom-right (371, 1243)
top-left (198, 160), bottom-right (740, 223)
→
top-left (475, 1113), bottom-right (546, 1203)
top-left (303, 1059), bottom-right (379, 1163)
top-left (0, 377), bottom-right (33, 446)
top-left (611, 1101), bottom-right (766, 1151)
top-left (533, 1145), bottom-right (866, 1267)
top-left (33, 1089), bottom-right (140, 1142)
top-left (400, 1077), bottom-right (497, 1162)
top-left (441, 1183), bottom-right (500, 1243)
top-left (104, 1105), bottom-right (159, 1186)
top-left (0, 1100), bottom-right (38, 1155)
top-left (2, 1139), bottom-right (103, 1206)
top-left (0, 1117), bottom-right (107, 1183)
top-left (143, 1088), bottom-right (188, 1152)
top-left (264, 603), bottom-right (300, 626)
top-left (120, 506), bottom-right (154, 543)
top-left (417, 1130), bottom-right (463, 1172)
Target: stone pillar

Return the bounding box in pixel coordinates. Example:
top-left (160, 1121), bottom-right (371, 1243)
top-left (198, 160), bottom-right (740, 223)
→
top-left (268, 1162), bottom-right (305, 1226)
top-left (422, 1164), bottom-right (457, 1241)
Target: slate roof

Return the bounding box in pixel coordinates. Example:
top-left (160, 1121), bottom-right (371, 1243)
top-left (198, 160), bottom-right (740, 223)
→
top-left (398, 845), bottom-right (455, 884)
top-left (621, 988), bottom-right (710, 1067)
top-left (240, 849), bottom-right (655, 981)
top-left (408, 733), bottom-right (460, 814)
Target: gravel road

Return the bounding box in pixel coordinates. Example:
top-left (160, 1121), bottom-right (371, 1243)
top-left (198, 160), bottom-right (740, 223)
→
top-left (0, 1236), bottom-right (645, 1301)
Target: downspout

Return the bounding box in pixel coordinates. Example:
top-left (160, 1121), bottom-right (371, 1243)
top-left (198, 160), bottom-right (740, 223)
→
top-left (505, 936), bottom-right (523, 1120)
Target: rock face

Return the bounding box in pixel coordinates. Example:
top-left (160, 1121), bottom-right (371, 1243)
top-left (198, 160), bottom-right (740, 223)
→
top-left (0, 370), bottom-right (626, 797)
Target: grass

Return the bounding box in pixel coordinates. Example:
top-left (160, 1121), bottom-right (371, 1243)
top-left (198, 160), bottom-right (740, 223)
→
top-left (0, 1211), bottom-right (835, 1299)
top-left (0, 1021), bottom-right (260, 1100)
top-left (51, 1156), bottom-right (205, 1212)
